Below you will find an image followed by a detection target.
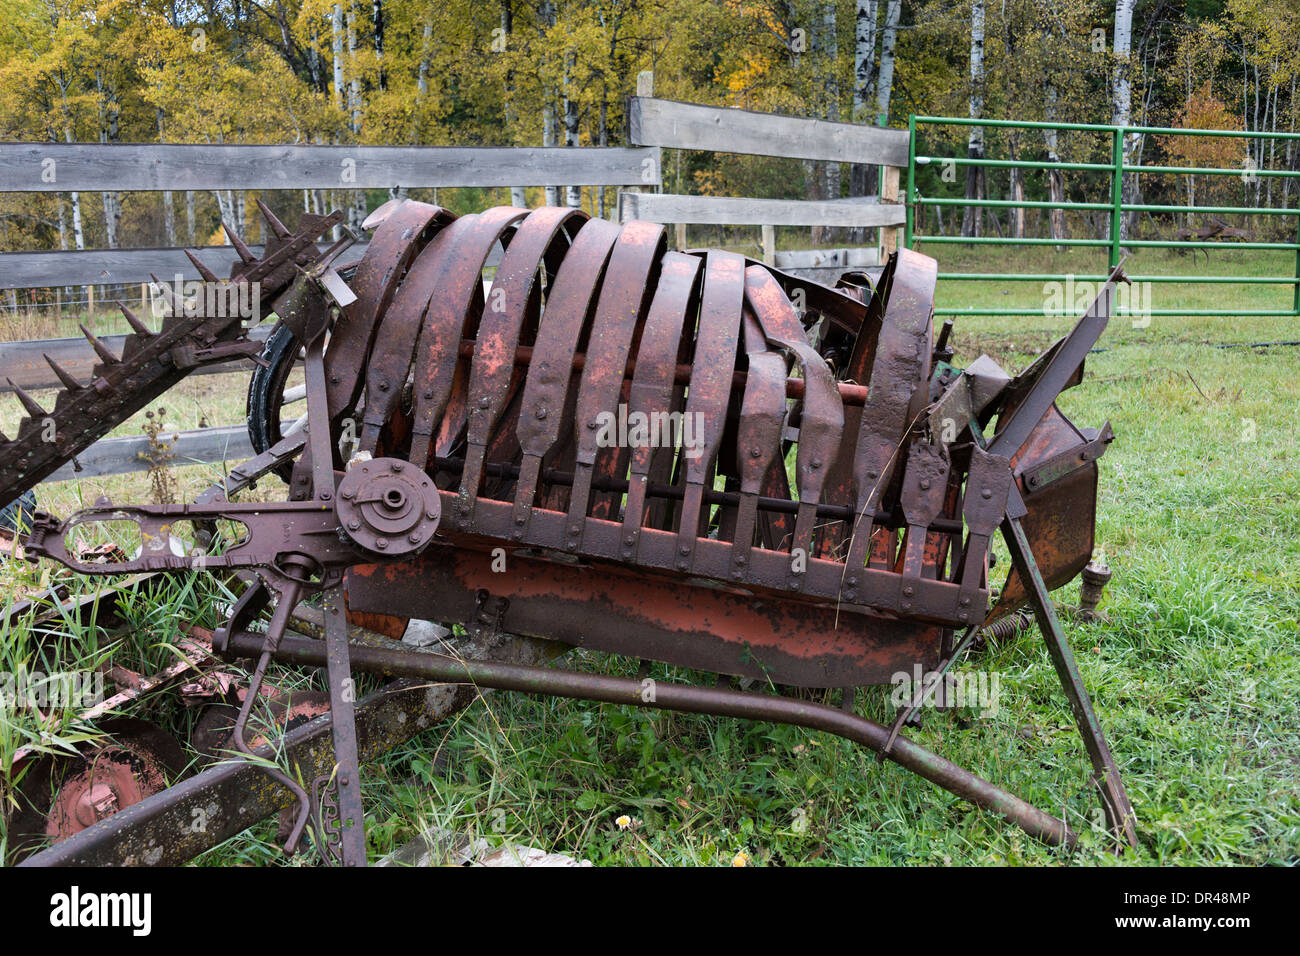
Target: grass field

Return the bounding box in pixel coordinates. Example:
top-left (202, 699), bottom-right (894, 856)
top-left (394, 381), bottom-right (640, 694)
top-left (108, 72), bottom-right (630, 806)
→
top-left (2, 246), bottom-right (1298, 866)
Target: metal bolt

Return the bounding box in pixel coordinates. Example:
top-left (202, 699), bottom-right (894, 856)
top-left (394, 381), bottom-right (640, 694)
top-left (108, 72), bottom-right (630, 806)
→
top-left (535, 406), bottom-right (548, 420)
top-left (374, 538), bottom-right (388, 550)
top-left (981, 487), bottom-right (992, 499)
top-left (903, 585), bottom-right (914, 597)
top-left (919, 479), bottom-right (930, 490)
top-left (342, 487), bottom-right (355, 500)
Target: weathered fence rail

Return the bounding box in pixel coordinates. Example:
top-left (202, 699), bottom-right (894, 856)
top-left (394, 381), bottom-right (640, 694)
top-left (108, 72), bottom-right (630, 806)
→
top-left (45, 425), bottom-right (253, 483)
top-left (0, 143), bottom-right (661, 192)
top-left (628, 96), bottom-right (909, 166)
top-left (618, 192), bottom-right (903, 228)
top-left (0, 242), bottom-right (368, 291)
top-left (0, 326), bottom-right (273, 391)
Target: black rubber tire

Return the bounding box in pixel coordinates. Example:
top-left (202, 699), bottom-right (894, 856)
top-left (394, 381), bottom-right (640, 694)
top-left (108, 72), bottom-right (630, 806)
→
top-left (245, 321), bottom-right (301, 482)
top-left (0, 489), bottom-right (38, 534)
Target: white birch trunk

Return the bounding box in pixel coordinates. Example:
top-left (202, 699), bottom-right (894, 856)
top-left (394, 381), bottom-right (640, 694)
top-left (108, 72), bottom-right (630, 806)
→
top-left (874, 0), bottom-right (900, 126)
top-left (962, 0), bottom-right (985, 238)
top-left (417, 20), bottom-right (432, 98)
top-left (332, 4), bottom-right (345, 111)
top-left (1112, 0), bottom-right (1137, 242)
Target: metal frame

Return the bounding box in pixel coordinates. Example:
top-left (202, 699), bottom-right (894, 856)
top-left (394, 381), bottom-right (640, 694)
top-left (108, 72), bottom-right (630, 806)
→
top-left (905, 114), bottom-right (1300, 317)
top-left (10, 202), bottom-right (1139, 865)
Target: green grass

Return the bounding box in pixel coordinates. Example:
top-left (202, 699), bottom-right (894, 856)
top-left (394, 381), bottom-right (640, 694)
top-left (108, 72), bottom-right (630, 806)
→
top-left (2, 246), bottom-right (1298, 866)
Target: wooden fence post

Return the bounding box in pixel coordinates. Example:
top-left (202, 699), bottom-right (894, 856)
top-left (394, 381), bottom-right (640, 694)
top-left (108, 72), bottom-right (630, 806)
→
top-left (762, 224), bottom-right (776, 265)
top-left (879, 165), bottom-right (901, 260)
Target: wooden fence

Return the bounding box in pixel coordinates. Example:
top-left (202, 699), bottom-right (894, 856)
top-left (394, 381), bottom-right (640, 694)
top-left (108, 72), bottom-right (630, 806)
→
top-left (621, 87), bottom-right (908, 264)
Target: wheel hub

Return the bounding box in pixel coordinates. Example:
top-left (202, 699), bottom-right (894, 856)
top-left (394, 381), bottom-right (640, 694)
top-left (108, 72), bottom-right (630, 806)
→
top-left (336, 457), bottom-right (440, 557)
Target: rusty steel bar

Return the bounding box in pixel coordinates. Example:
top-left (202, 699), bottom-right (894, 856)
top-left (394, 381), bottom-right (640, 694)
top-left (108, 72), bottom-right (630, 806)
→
top-left (450, 338), bottom-right (873, 405)
top-left (216, 628), bottom-right (1078, 848)
top-left (427, 454), bottom-right (967, 533)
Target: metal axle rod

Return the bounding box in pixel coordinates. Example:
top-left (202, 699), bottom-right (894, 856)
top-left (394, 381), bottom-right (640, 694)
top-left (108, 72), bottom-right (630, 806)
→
top-left (216, 628), bottom-right (1079, 849)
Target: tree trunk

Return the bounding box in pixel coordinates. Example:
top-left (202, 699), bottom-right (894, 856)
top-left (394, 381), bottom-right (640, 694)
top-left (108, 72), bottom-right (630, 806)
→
top-left (1112, 0), bottom-right (1137, 244)
top-left (874, 0), bottom-right (900, 126)
top-left (373, 0), bottom-right (385, 91)
top-left (962, 0), bottom-right (985, 238)
top-left (819, 2), bottom-right (841, 243)
top-left (157, 107), bottom-right (176, 246)
top-left (1008, 149), bottom-right (1024, 238)
top-left (850, 0), bottom-right (880, 210)
top-left (417, 19), bottom-right (432, 98)
top-left (331, 4), bottom-right (345, 111)
top-left (539, 1), bottom-right (560, 206)
top-left (563, 55), bottom-right (581, 209)
top-left (1044, 85), bottom-right (1065, 244)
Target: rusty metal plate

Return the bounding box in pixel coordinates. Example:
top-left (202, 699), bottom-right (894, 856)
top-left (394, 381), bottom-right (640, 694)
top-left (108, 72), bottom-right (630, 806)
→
top-left (346, 545), bottom-right (941, 688)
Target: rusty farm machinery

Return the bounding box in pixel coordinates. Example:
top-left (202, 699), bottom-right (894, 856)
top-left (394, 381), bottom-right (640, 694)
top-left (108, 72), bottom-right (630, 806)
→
top-left (1, 199), bottom-right (1136, 865)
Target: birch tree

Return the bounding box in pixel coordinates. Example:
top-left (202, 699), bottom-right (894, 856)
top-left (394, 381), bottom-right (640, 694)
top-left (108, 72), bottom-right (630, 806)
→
top-left (962, 0), bottom-right (986, 238)
top-left (1112, 0), bottom-right (1138, 242)
top-left (851, 1), bottom-right (880, 201)
top-left (874, 0), bottom-right (901, 127)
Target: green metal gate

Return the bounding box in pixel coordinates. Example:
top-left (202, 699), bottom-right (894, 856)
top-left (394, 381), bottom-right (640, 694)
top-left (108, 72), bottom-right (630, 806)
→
top-left (904, 115), bottom-right (1300, 318)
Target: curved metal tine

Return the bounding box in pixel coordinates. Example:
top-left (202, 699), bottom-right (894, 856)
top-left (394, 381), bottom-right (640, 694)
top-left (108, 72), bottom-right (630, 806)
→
top-left (674, 251), bottom-right (745, 572)
top-left (473, 220), bottom-right (587, 502)
top-left (731, 253), bottom-right (872, 338)
top-left (227, 581), bottom-right (313, 855)
top-left (731, 308), bottom-right (787, 572)
top-left (457, 207), bottom-right (589, 521)
top-left (325, 200), bottom-right (452, 428)
top-left (619, 252), bottom-right (701, 559)
top-left (567, 221), bottom-right (665, 540)
top-left (431, 279), bottom-right (483, 462)
top-left (512, 218), bottom-right (622, 532)
top-left (819, 254), bottom-right (894, 559)
top-left (743, 266), bottom-right (845, 581)
top-left (358, 215), bottom-right (475, 454)
top-left (842, 249), bottom-right (937, 589)
top-left (408, 206), bottom-right (530, 469)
